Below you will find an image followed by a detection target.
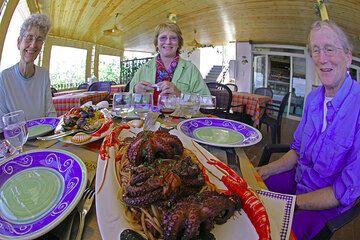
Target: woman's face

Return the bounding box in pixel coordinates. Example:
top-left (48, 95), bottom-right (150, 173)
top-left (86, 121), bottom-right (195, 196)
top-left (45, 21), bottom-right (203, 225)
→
top-left (157, 30), bottom-right (179, 58)
top-left (310, 26), bottom-right (352, 96)
top-left (17, 27), bottom-right (45, 64)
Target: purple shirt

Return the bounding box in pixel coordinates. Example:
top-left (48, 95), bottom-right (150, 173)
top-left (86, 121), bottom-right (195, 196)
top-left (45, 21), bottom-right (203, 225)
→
top-left (291, 75), bottom-right (360, 213)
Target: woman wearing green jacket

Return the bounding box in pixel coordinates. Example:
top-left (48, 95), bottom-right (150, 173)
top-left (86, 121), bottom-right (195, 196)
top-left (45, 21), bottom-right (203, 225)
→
top-left (130, 22), bottom-right (210, 100)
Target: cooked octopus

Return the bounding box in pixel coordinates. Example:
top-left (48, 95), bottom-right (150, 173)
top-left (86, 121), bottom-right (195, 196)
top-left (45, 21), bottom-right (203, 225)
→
top-left (123, 156), bottom-right (204, 206)
top-left (127, 130), bottom-right (184, 166)
top-left (162, 191), bottom-right (241, 240)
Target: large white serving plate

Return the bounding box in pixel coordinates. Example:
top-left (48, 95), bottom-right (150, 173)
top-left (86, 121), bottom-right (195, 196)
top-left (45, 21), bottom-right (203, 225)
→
top-left (0, 149), bottom-right (87, 239)
top-left (177, 118), bottom-right (262, 148)
top-left (95, 129), bottom-right (258, 240)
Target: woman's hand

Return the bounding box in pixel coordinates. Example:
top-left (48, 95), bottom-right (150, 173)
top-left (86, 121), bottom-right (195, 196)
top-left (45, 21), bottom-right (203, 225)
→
top-left (256, 164), bottom-right (274, 180)
top-left (158, 81), bottom-right (181, 97)
top-left (134, 81), bottom-right (153, 93)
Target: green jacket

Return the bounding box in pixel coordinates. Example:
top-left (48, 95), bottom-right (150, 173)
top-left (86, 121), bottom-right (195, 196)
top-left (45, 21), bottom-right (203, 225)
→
top-left (130, 57), bottom-right (210, 96)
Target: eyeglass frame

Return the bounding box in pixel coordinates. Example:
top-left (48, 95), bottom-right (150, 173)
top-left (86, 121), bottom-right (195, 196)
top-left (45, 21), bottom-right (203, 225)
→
top-left (22, 34), bottom-right (46, 45)
top-left (310, 45), bottom-right (345, 57)
top-left (158, 35), bottom-right (178, 43)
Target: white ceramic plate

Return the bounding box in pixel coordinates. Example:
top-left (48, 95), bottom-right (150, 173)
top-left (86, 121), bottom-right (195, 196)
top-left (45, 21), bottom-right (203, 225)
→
top-left (0, 149), bottom-right (87, 239)
top-left (95, 129), bottom-right (258, 240)
top-left (177, 118), bottom-right (262, 148)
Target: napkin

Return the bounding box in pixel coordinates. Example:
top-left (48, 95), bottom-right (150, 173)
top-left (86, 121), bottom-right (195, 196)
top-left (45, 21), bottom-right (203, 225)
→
top-left (257, 190), bottom-right (296, 240)
top-left (95, 100), bottom-right (109, 109)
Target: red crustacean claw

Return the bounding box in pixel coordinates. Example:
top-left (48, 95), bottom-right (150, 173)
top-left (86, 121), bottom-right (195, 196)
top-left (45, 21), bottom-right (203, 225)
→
top-left (99, 124), bottom-right (130, 160)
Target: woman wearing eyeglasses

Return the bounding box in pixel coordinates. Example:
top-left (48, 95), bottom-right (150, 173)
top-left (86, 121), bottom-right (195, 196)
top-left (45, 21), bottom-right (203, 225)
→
top-left (0, 14), bottom-right (56, 131)
top-left (256, 20), bottom-right (360, 239)
top-left (130, 22), bottom-right (210, 103)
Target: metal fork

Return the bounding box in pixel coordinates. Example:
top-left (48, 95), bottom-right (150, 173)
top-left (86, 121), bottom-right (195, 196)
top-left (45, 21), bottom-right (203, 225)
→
top-left (75, 188), bottom-right (95, 240)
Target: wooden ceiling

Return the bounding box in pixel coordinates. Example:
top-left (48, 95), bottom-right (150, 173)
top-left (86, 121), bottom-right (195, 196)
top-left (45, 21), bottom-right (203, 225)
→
top-left (27, 0), bottom-right (360, 56)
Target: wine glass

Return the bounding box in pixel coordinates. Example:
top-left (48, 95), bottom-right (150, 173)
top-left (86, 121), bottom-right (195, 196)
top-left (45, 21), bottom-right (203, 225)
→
top-left (200, 95), bottom-right (217, 115)
top-left (158, 94), bottom-right (179, 122)
top-left (2, 110), bottom-right (29, 154)
top-left (112, 93), bottom-right (134, 122)
top-left (133, 93), bottom-right (153, 120)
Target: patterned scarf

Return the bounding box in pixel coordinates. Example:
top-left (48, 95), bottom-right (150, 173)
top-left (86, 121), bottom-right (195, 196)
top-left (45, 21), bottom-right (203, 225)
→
top-left (155, 54), bottom-right (180, 84)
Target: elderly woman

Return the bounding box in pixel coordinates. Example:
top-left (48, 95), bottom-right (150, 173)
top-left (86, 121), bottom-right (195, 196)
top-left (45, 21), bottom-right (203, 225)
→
top-left (257, 20), bottom-right (360, 239)
top-left (0, 14), bottom-right (56, 131)
top-left (129, 22), bottom-right (210, 100)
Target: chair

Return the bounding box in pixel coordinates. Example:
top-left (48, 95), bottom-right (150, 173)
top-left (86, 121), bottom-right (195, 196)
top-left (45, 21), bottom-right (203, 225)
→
top-left (50, 87), bottom-right (58, 97)
top-left (259, 92), bottom-right (290, 144)
top-left (124, 81), bottom-right (131, 92)
top-left (88, 81), bottom-right (111, 93)
top-left (258, 144), bottom-right (360, 240)
top-left (254, 87), bottom-right (273, 98)
top-left (77, 83), bottom-right (89, 90)
top-left (206, 82), bottom-right (233, 118)
top-left (226, 83), bottom-right (238, 92)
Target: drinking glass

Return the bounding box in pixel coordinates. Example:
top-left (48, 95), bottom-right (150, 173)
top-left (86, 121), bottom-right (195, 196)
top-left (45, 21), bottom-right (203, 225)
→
top-left (200, 95), bottom-right (217, 115)
top-left (179, 93), bottom-right (201, 118)
top-left (2, 110), bottom-right (29, 154)
top-left (112, 93), bottom-right (134, 122)
top-left (158, 94), bottom-right (179, 121)
top-left (133, 93), bottom-right (153, 120)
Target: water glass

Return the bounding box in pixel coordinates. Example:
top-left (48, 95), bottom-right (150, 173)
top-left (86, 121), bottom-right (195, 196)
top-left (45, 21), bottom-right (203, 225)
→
top-left (200, 95), bottom-right (217, 115)
top-left (133, 93), bottom-right (153, 120)
top-left (112, 93), bottom-right (134, 122)
top-left (2, 110), bottom-right (29, 154)
top-left (179, 93), bottom-right (201, 118)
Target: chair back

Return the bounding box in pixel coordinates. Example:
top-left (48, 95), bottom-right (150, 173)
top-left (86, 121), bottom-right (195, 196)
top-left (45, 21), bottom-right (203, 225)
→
top-left (124, 81), bottom-right (131, 92)
top-left (88, 81), bottom-right (111, 93)
top-left (77, 83), bottom-right (89, 90)
top-left (226, 83), bottom-right (238, 92)
top-left (276, 92), bottom-right (290, 125)
top-left (254, 87), bottom-right (273, 98)
top-left (51, 87), bottom-right (58, 97)
top-left (206, 82), bottom-right (232, 113)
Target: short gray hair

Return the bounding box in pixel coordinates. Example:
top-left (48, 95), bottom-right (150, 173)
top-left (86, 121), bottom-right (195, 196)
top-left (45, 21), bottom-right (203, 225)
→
top-left (20, 14), bottom-right (51, 38)
top-left (308, 20), bottom-right (353, 55)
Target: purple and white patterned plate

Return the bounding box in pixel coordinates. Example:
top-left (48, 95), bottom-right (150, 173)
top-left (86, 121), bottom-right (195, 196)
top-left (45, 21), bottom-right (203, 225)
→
top-left (0, 149), bottom-right (87, 239)
top-left (177, 118), bottom-right (262, 147)
top-left (27, 117), bottom-right (60, 140)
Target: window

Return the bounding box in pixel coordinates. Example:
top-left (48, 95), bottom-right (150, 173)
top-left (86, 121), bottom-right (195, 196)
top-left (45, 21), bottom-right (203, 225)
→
top-left (0, 0), bottom-right (30, 71)
top-left (98, 54), bottom-right (120, 83)
top-left (49, 46), bottom-right (86, 90)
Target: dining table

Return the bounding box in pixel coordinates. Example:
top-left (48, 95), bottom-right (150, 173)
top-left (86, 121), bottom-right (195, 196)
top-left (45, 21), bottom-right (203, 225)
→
top-left (6, 114), bottom-right (295, 240)
top-left (231, 92), bottom-right (272, 126)
top-left (52, 91), bottom-right (109, 116)
top-left (53, 89), bottom-right (87, 97)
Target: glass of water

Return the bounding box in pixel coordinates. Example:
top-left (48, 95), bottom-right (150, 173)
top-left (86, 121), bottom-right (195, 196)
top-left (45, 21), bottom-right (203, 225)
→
top-left (133, 93), bottom-right (153, 120)
top-left (112, 93), bottom-right (134, 122)
top-left (179, 93), bottom-right (201, 118)
top-left (2, 110), bottom-right (29, 154)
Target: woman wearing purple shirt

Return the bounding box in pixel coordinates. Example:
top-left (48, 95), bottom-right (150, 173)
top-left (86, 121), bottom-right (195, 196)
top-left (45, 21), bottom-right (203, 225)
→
top-left (257, 20), bottom-right (360, 239)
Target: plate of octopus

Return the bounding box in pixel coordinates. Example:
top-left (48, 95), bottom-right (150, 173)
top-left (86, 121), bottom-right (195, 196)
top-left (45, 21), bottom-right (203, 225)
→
top-left (95, 126), bottom-right (274, 240)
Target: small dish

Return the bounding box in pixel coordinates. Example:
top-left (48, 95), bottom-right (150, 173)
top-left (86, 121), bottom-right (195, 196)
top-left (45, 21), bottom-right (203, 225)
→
top-left (177, 118), bottom-right (262, 147)
top-left (27, 117), bottom-right (60, 140)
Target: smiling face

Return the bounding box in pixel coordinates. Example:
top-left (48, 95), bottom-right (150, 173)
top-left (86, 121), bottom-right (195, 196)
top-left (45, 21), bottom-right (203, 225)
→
top-left (310, 26), bottom-right (352, 96)
top-left (157, 30), bottom-right (179, 59)
top-left (17, 27), bottom-right (45, 64)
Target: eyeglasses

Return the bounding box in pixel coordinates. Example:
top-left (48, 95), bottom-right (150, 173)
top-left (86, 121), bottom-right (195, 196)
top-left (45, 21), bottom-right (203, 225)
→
top-left (158, 36), bottom-right (178, 43)
top-left (23, 34), bottom-right (45, 45)
top-left (311, 45), bottom-right (344, 57)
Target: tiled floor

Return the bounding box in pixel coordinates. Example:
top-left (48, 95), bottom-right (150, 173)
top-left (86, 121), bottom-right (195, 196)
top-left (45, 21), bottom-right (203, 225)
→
top-left (244, 117), bottom-right (360, 240)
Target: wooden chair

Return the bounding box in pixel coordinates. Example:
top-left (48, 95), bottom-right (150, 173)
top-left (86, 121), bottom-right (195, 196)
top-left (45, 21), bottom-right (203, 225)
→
top-left (77, 83), bottom-right (89, 90)
top-left (259, 92), bottom-right (290, 143)
top-left (88, 81), bottom-right (111, 93)
top-left (50, 87), bottom-right (58, 97)
top-left (226, 83), bottom-right (238, 92)
top-left (258, 144), bottom-right (360, 240)
top-left (206, 82), bottom-right (233, 118)
top-left (254, 87), bottom-right (273, 98)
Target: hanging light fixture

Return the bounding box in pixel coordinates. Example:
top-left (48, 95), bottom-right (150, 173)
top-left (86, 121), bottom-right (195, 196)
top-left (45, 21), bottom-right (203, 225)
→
top-left (103, 13), bottom-right (123, 36)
